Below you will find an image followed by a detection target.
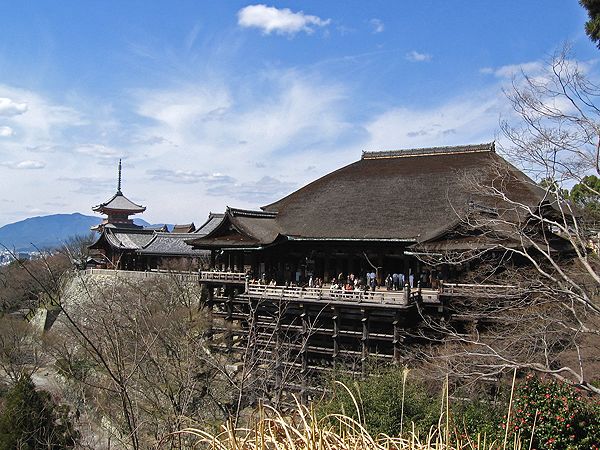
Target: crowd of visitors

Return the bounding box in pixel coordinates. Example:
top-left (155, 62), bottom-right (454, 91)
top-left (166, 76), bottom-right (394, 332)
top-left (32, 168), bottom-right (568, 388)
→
top-left (243, 268), bottom-right (444, 290)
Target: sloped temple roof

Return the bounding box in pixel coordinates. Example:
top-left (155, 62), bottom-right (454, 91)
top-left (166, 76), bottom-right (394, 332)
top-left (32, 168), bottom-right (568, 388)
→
top-left (90, 228), bottom-right (206, 257)
top-left (92, 191), bottom-right (146, 213)
top-left (189, 142), bottom-right (547, 249)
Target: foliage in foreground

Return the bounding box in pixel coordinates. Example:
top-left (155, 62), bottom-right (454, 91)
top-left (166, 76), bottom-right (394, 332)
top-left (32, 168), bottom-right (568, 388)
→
top-left (511, 374), bottom-right (600, 450)
top-left (0, 374), bottom-right (78, 450)
top-left (177, 396), bottom-right (510, 450)
top-left (318, 369), bottom-right (442, 437)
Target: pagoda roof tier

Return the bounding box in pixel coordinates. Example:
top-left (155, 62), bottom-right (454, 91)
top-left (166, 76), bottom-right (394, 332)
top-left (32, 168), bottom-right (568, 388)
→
top-left (92, 192), bottom-right (146, 213)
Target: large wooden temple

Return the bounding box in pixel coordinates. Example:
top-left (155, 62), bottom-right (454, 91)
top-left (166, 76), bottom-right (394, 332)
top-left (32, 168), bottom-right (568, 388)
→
top-left (188, 142), bottom-right (560, 284)
top-left (183, 142), bottom-right (569, 395)
top-left (87, 143), bottom-right (569, 395)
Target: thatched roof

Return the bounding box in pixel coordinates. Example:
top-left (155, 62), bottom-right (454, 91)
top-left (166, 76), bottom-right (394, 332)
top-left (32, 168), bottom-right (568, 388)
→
top-left (190, 143), bottom-right (547, 249)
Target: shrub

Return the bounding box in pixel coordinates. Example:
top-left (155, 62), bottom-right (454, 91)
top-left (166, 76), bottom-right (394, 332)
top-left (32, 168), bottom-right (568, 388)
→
top-left (511, 374), bottom-right (600, 449)
top-left (318, 369), bottom-right (441, 437)
top-left (0, 374), bottom-right (78, 449)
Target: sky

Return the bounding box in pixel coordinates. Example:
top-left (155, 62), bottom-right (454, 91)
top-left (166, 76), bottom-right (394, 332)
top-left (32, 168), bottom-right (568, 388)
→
top-left (0, 1), bottom-right (597, 227)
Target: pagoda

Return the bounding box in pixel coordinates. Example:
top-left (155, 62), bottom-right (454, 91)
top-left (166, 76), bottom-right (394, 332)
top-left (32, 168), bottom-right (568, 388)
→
top-left (91, 160), bottom-right (146, 232)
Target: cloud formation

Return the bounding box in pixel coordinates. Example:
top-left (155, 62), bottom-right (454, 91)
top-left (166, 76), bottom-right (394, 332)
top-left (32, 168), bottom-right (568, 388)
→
top-left (369, 19), bottom-right (384, 33)
top-left (0, 126), bottom-right (14, 137)
top-left (75, 144), bottom-right (121, 159)
top-left (1, 160), bottom-right (46, 170)
top-left (0, 97), bottom-right (28, 116)
top-left (480, 61), bottom-right (543, 78)
top-left (237, 4), bottom-right (330, 35)
top-left (405, 50), bottom-right (432, 62)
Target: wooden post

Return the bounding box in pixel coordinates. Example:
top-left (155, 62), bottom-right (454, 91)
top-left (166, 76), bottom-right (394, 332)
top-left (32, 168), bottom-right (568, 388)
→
top-left (274, 303), bottom-right (283, 405)
top-left (206, 284), bottom-right (214, 340)
top-left (300, 303), bottom-right (309, 403)
top-left (225, 288), bottom-right (234, 352)
top-left (332, 306), bottom-right (340, 369)
top-left (361, 308), bottom-right (369, 377)
top-left (393, 311), bottom-right (402, 364)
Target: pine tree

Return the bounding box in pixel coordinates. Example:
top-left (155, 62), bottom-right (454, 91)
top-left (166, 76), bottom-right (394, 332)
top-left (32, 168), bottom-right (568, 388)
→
top-left (0, 375), bottom-right (78, 449)
top-left (581, 0), bottom-right (600, 48)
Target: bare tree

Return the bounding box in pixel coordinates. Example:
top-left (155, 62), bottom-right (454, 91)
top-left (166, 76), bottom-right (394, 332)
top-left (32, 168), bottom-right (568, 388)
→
top-left (415, 46), bottom-right (600, 395)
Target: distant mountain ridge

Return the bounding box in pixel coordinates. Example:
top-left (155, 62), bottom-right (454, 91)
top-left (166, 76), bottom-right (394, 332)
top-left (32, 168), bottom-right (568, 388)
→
top-left (0, 213), bottom-right (156, 252)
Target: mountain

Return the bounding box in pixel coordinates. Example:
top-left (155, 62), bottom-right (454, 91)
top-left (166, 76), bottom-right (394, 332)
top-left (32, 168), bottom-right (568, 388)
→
top-left (0, 213), bottom-right (157, 252)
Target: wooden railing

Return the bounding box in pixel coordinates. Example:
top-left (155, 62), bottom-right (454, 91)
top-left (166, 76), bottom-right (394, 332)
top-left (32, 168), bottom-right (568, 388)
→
top-left (441, 282), bottom-right (521, 298)
top-left (199, 271), bottom-right (247, 283)
top-left (245, 284), bottom-right (414, 306)
top-left (83, 268), bottom-right (200, 283)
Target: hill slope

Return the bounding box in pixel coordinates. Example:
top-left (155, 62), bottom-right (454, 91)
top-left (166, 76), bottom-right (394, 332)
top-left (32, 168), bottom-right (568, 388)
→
top-left (0, 213), bottom-right (154, 252)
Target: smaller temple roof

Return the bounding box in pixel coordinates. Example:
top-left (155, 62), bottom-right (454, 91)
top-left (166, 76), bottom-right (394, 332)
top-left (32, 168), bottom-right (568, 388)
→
top-left (171, 223), bottom-right (195, 233)
top-left (194, 213), bottom-right (225, 237)
top-left (90, 227), bottom-right (207, 257)
top-left (187, 208), bottom-right (281, 249)
top-left (138, 232), bottom-right (206, 256)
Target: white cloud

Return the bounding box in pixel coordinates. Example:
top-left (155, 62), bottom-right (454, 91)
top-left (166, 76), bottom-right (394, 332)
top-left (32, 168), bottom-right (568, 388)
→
top-left (237, 4), bottom-right (330, 35)
top-left (1, 160), bottom-right (46, 170)
top-left (369, 19), bottom-right (384, 33)
top-left (406, 50), bottom-right (432, 62)
top-left (0, 97), bottom-right (28, 116)
top-left (480, 61), bottom-right (543, 78)
top-left (75, 144), bottom-right (120, 159)
top-left (364, 94), bottom-right (503, 151)
top-left (0, 126), bottom-right (14, 137)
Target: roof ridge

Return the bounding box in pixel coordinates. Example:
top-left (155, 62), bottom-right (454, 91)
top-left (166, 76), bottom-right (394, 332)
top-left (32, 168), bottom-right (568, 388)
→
top-left (227, 207), bottom-right (277, 218)
top-left (361, 142), bottom-right (495, 160)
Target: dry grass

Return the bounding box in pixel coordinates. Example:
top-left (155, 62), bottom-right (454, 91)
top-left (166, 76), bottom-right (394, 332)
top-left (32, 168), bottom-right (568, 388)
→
top-left (168, 378), bottom-right (527, 450)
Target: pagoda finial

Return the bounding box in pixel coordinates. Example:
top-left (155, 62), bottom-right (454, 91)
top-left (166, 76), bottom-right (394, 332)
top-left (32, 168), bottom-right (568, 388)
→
top-left (117, 159), bottom-right (122, 194)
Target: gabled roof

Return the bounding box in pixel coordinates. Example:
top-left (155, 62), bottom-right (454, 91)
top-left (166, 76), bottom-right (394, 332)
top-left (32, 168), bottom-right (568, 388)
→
top-left (89, 227), bottom-right (207, 257)
top-left (89, 228), bottom-right (154, 251)
top-left (171, 223), bottom-right (195, 233)
top-left (93, 192), bottom-right (146, 213)
top-left (187, 207), bottom-right (281, 249)
top-left (138, 232), bottom-right (207, 256)
top-left (194, 213), bottom-right (225, 237)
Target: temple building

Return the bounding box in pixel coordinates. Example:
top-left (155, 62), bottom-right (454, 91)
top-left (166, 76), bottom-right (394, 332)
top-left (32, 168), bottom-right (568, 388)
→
top-left (188, 142), bottom-right (563, 284)
top-left (88, 161), bottom-right (208, 270)
top-left (91, 160), bottom-right (146, 232)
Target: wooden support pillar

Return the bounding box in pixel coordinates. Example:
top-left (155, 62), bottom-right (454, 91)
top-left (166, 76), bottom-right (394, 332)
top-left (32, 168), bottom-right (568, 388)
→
top-left (225, 288), bottom-right (234, 352)
top-left (206, 284), bottom-right (214, 339)
top-left (300, 303), bottom-right (309, 403)
top-left (393, 311), bottom-right (403, 364)
top-left (361, 308), bottom-right (369, 377)
top-left (332, 306), bottom-right (340, 369)
top-left (274, 305), bottom-right (283, 406)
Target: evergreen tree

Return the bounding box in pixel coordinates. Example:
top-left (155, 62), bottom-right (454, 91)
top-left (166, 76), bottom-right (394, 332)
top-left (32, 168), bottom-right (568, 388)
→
top-left (581, 0), bottom-right (600, 48)
top-left (0, 375), bottom-right (78, 449)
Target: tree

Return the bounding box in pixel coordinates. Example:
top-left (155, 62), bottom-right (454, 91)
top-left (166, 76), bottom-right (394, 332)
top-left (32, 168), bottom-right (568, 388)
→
top-left (581, 0), bottom-right (600, 48)
top-left (0, 317), bottom-right (41, 382)
top-left (0, 374), bottom-right (78, 449)
top-left (570, 174), bottom-right (600, 220)
top-left (417, 46), bottom-right (600, 395)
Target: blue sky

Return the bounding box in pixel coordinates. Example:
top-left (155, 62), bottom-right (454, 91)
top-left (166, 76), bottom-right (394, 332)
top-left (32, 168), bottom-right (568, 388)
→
top-left (0, 1), bottom-right (596, 226)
